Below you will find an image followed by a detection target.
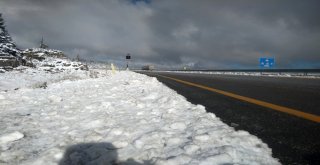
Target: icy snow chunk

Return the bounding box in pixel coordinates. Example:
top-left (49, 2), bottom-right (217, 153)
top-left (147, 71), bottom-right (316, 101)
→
top-left (113, 141), bottom-right (129, 148)
top-left (139, 119), bottom-right (148, 124)
top-left (85, 134), bottom-right (103, 141)
top-left (54, 152), bottom-right (64, 161)
top-left (157, 154), bottom-right (192, 165)
top-left (21, 95), bottom-right (31, 101)
top-left (30, 147), bottom-right (65, 165)
top-left (85, 119), bottom-right (103, 129)
top-left (132, 132), bottom-right (165, 150)
top-left (133, 139), bottom-right (144, 149)
top-left (184, 144), bottom-right (200, 155)
top-left (195, 104), bottom-right (207, 113)
top-left (194, 134), bottom-right (210, 142)
top-left (110, 128), bottom-right (123, 135)
top-left (48, 95), bottom-right (63, 103)
top-left (0, 95), bottom-right (5, 100)
top-left (48, 111), bottom-right (58, 116)
top-left (0, 131), bottom-right (24, 144)
top-left (167, 108), bottom-right (177, 114)
top-left (170, 122), bottom-right (187, 130)
top-left (0, 150), bottom-right (25, 163)
top-left (141, 93), bottom-right (159, 100)
top-left (0, 131), bottom-right (24, 150)
top-left (199, 153), bottom-right (233, 165)
top-left (166, 137), bottom-right (182, 146)
top-left (136, 111), bottom-right (144, 115)
top-left (0, 100), bottom-right (14, 105)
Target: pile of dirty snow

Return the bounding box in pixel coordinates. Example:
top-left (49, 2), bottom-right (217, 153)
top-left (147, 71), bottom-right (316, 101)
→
top-left (0, 69), bottom-right (280, 165)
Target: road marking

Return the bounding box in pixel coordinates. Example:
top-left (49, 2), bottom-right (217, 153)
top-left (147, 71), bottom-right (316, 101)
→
top-left (158, 75), bottom-right (320, 123)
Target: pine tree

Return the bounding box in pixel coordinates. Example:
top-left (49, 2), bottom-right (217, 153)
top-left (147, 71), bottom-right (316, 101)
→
top-left (0, 13), bottom-right (14, 46)
top-left (0, 13), bottom-right (20, 57)
top-left (0, 13), bottom-right (6, 43)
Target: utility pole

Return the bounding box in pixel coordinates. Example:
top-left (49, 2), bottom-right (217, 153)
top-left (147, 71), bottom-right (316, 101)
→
top-left (40, 36), bottom-right (48, 49)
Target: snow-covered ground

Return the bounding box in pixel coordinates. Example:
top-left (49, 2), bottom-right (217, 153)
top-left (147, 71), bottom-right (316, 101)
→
top-left (0, 56), bottom-right (90, 91)
top-left (152, 70), bottom-right (320, 78)
top-left (0, 67), bottom-right (280, 164)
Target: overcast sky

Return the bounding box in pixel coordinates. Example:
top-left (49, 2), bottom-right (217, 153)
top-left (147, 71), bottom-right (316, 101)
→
top-left (1, 0), bottom-right (320, 69)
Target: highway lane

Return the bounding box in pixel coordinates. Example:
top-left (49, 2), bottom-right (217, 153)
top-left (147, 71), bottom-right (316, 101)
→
top-left (137, 71), bottom-right (320, 165)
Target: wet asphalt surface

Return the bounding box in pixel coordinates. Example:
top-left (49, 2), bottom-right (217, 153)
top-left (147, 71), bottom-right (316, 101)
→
top-left (137, 71), bottom-right (320, 165)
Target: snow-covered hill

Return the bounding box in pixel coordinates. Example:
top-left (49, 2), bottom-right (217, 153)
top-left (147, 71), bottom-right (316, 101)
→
top-left (0, 56), bottom-right (90, 91)
top-left (20, 48), bottom-right (88, 72)
top-left (22, 48), bottom-right (65, 60)
top-left (0, 68), bottom-right (280, 165)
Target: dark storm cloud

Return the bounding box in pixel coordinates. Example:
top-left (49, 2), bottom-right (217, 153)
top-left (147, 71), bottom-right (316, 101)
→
top-left (147, 0), bottom-right (320, 69)
top-left (1, 0), bottom-right (319, 69)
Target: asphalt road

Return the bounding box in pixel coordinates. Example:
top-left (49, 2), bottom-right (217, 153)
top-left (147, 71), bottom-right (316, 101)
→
top-left (137, 71), bottom-right (320, 165)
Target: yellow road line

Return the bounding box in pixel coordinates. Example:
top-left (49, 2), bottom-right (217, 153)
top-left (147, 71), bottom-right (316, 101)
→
top-left (158, 75), bottom-right (320, 123)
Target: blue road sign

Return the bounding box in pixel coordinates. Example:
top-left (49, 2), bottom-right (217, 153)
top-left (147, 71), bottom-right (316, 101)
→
top-left (260, 58), bottom-right (275, 68)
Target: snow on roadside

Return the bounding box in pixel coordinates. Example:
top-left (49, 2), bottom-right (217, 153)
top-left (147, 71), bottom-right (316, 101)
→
top-left (0, 68), bottom-right (87, 91)
top-left (0, 69), bottom-right (280, 165)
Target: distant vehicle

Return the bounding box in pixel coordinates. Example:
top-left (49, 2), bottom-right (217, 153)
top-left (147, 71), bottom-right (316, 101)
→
top-left (142, 65), bottom-right (155, 70)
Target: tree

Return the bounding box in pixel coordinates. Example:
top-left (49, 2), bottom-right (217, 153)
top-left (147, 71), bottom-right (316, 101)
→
top-left (0, 13), bottom-right (14, 45)
top-left (0, 13), bottom-right (6, 43)
top-left (0, 13), bottom-right (20, 57)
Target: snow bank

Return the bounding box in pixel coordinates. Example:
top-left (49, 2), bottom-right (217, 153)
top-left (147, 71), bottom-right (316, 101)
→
top-left (0, 69), bottom-right (280, 164)
top-left (0, 56), bottom-right (92, 91)
top-left (0, 67), bottom-right (90, 91)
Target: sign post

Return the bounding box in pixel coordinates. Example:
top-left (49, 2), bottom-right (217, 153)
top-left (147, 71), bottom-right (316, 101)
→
top-left (126, 53), bottom-right (131, 70)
